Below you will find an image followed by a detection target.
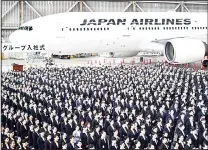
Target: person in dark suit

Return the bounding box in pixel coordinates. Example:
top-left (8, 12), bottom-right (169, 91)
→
top-left (198, 117), bottom-right (207, 145)
top-left (66, 119), bottom-right (74, 136)
top-left (16, 137), bottom-right (22, 149)
top-left (37, 129), bottom-right (45, 150)
top-left (60, 133), bottom-right (69, 148)
top-left (22, 139), bottom-right (30, 150)
top-left (98, 131), bottom-right (109, 150)
top-left (50, 135), bottom-right (61, 150)
top-left (124, 137), bottom-right (131, 150)
top-left (107, 120), bottom-right (115, 137)
top-left (138, 128), bottom-right (148, 149)
top-left (110, 138), bottom-right (119, 150)
top-left (76, 141), bottom-right (82, 149)
top-left (128, 124), bottom-right (137, 141)
top-left (150, 134), bottom-right (159, 149)
top-left (176, 124), bottom-right (186, 138)
top-left (94, 126), bottom-right (101, 149)
top-left (44, 134), bottom-right (52, 150)
top-left (87, 130), bottom-right (96, 147)
top-left (178, 135), bottom-right (185, 149)
top-left (159, 138), bottom-right (169, 150)
top-left (133, 140), bottom-right (141, 150)
top-left (67, 136), bottom-right (76, 150)
top-left (32, 126), bottom-right (39, 149)
top-left (185, 115), bottom-right (195, 134)
top-left (61, 117), bottom-right (68, 133)
top-left (119, 122), bottom-right (128, 139)
top-left (189, 128), bottom-right (199, 148)
top-left (184, 138), bottom-right (194, 150)
top-left (80, 128), bottom-right (88, 149)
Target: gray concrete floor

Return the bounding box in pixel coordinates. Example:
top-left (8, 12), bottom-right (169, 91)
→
top-left (2, 56), bottom-right (203, 72)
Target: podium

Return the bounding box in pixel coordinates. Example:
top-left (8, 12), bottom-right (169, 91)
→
top-left (13, 64), bottom-right (24, 72)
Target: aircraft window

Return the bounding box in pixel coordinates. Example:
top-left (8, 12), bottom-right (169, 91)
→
top-left (69, 28), bottom-right (71, 31)
top-left (84, 28), bottom-right (85, 31)
top-left (94, 28), bottom-right (96, 31)
top-left (100, 28), bottom-right (102, 31)
top-left (197, 27), bottom-right (199, 29)
top-left (166, 27), bottom-right (168, 30)
top-left (29, 26), bottom-right (33, 31)
top-left (80, 28), bottom-right (82, 31)
top-left (151, 27), bottom-right (153, 30)
top-left (107, 28), bottom-right (109, 30)
top-left (97, 28), bottom-right (99, 31)
top-left (142, 27), bottom-right (144, 30)
top-left (148, 27), bottom-right (150, 30)
top-left (175, 27), bottom-right (177, 30)
top-left (206, 27), bottom-right (207, 29)
top-left (104, 28), bottom-right (106, 30)
top-left (127, 27), bottom-right (129, 30)
top-left (145, 27), bottom-right (147, 30)
top-left (133, 27), bottom-right (135, 30)
top-left (73, 28), bottom-right (75, 31)
top-left (163, 27), bottom-right (165, 30)
top-left (169, 27), bottom-right (171, 30)
top-left (61, 28), bottom-right (63, 31)
top-left (139, 27), bottom-right (141, 30)
top-left (186, 27), bottom-right (188, 30)
top-left (200, 27), bottom-right (202, 29)
top-left (203, 27), bottom-right (204, 29)
top-left (157, 27), bottom-right (159, 30)
top-left (154, 27), bottom-right (157, 30)
top-left (76, 28), bottom-right (79, 31)
top-left (178, 27), bottom-right (180, 30)
top-left (87, 28), bottom-right (89, 31)
top-left (90, 28), bottom-right (92, 31)
top-left (172, 27), bottom-right (174, 30)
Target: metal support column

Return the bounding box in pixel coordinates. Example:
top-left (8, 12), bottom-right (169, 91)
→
top-left (132, 1), bottom-right (136, 12)
top-left (79, 1), bottom-right (83, 12)
top-left (181, 2), bottom-right (184, 12)
top-left (20, 0), bottom-right (24, 25)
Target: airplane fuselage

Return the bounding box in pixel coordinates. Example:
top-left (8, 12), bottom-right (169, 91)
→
top-left (9, 12), bottom-right (207, 56)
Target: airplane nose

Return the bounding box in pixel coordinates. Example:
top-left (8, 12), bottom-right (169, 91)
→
top-left (8, 32), bottom-right (16, 43)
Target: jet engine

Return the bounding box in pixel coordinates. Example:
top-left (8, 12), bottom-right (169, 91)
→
top-left (164, 39), bottom-right (208, 64)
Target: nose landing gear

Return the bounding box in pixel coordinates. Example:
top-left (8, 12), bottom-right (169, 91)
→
top-left (201, 56), bottom-right (208, 70)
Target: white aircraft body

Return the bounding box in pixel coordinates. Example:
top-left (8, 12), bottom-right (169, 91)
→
top-left (9, 12), bottom-right (208, 65)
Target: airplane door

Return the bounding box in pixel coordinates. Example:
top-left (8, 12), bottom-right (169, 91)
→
top-left (56, 22), bottom-right (65, 39)
top-left (123, 25), bottom-right (135, 37)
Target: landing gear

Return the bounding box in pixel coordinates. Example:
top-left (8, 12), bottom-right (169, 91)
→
top-left (140, 57), bottom-right (144, 63)
top-left (201, 56), bottom-right (208, 70)
top-left (109, 52), bottom-right (115, 58)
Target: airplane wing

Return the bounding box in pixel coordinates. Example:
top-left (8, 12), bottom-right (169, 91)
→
top-left (151, 34), bottom-right (207, 45)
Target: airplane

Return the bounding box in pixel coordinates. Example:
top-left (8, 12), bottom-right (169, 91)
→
top-left (8, 12), bottom-right (208, 66)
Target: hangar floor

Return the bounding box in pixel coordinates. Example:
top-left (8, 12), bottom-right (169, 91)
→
top-left (2, 56), bottom-right (203, 72)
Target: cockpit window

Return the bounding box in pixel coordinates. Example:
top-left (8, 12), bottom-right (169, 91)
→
top-left (29, 27), bottom-right (33, 31)
top-left (18, 26), bottom-right (33, 31)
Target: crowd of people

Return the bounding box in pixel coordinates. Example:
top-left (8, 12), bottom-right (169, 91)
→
top-left (1, 63), bottom-right (208, 150)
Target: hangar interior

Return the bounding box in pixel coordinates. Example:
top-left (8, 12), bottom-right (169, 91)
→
top-left (2, 1), bottom-right (207, 41)
top-left (1, 1), bottom-right (208, 150)
top-left (1, 1), bottom-right (207, 60)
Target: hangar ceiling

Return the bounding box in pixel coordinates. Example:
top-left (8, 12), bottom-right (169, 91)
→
top-left (1, 1), bottom-right (207, 41)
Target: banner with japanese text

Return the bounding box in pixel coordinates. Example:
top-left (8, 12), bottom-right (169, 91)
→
top-left (2, 43), bottom-right (48, 52)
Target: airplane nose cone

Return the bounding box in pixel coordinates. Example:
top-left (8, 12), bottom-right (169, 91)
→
top-left (9, 32), bottom-right (15, 43)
